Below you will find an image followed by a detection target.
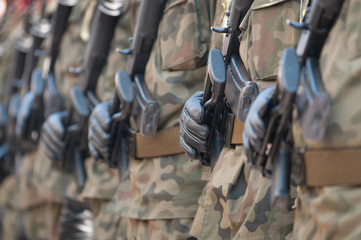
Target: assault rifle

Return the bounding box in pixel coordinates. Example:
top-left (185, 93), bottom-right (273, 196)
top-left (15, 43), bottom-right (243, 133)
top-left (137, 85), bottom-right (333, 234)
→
top-left (200, 0), bottom-right (254, 168)
top-left (18, 0), bottom-right (51, 151)
top-left (1, 1), bottom-right (34, 163)
top-left (19, 0), bottom-right (79, 151)
top-left (251, 0), bottom-right (344, 210)
top-left (106, 0), bottom-right (166, 176)
top-left (60, 0), bottom-right (123, 191)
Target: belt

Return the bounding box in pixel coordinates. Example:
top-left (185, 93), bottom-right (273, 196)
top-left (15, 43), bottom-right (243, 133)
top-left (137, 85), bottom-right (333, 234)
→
top-left (225, 114), bottom-right (244, 146)
top-left (293, 148), bottom-right (361, 186)
top-left (128, 126), bottom-right (184, 159)
top-left (127, 115), bottom-right (244, 159)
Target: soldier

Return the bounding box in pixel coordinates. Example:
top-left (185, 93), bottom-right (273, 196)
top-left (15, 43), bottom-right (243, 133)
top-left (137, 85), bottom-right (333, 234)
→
top-left (180, 0), bottom-right (307, 239)
top-left (78, 1), bottom-right (137, 239)
top-left (31, 1), bottom-right (90, 239)
top-left (245, 0), bottom-right (361, 239)
top-left (39, 0), bottom-right (137, 239)
top-left (86, 0), bottom-right (218, 238)
top-left (0, 1), bottom-right (53, 239)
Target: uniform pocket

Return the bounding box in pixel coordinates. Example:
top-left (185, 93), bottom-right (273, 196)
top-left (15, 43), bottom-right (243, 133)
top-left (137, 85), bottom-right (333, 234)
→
top-left (239, 0), bottom-right (301, 81)
top-left (157, 0), bottom-right (210, 71)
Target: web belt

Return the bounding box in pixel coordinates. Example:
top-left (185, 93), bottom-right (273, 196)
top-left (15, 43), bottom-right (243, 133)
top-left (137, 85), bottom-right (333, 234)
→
top-left (293, 149), bottom-right (361, 186)
top-left (130, 117), bottom-right (244, 159)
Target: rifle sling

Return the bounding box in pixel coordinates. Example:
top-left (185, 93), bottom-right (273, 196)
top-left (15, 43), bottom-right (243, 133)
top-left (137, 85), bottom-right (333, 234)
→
top-left (295, 149), bottom-right (361, 186)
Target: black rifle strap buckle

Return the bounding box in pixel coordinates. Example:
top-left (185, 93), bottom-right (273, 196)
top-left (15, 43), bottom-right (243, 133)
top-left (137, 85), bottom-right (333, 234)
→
top-left (125, 127), bottom-right (138, 160)
top-left (291, 148), bottom-right (306, 186)
top-left (224, 113), bottom-right (236, 148)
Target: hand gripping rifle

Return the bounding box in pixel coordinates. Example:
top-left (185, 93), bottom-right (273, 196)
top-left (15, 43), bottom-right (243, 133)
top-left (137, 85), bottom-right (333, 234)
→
top-left (19, 0), bottom-right (79, 151)
top-left (200, 0), bottom-right (254, 168)
top-left (61, 1), bottom-right (123, 191)
top-left (106, 0), bottom-right (166, 177)
top-left (251, 0), bottom-right (345, 210)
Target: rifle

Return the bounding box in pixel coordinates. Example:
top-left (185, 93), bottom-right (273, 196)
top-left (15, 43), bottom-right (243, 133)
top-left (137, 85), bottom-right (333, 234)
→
top-left (2, 1), bottom-right (34, 164)
top-left (200, 0), bottom-right (254, 168)
top-left (251, 0), bottom-right (344, 210)
top-left (18, 0), bottom-right (51, 151)
top-left (19, 0), bottom-right (79, 151)
top-left (61, 0), bottom-right (123, 191)
top-left (106, 0), bottom-right (166, 176)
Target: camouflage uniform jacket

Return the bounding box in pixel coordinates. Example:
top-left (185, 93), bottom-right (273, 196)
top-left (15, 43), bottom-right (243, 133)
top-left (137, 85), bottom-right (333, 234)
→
top-left (292, 1), bottom-right (361, 239)
top-left (192, 0), bottom-right (306, 239)
top-left (80, 0), bottom-right (136, 202)
top-left (108, 0), bottom-right (215, 220)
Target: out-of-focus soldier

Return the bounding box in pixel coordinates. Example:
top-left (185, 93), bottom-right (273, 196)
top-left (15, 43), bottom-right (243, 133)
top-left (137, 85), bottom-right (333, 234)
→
top-left (78, 0), bottom-right (137, 239)
top-left (0, 1), bottom-right (50, 239)
top-left (180, 0), bottom-right (307, 239)
top-left (289, 0), bottom-right (361, 238)
top-left (30, 1), bottom-right (91, 239)
top-left (37, 0), bottom-right (137, 239)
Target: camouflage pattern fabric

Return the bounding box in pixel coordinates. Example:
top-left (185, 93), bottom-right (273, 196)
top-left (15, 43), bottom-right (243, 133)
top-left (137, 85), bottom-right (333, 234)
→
top-left (90, 199), bottom-right (127, 240)
top-left (18, 151), bottom-right (49, 240)
top-left (23, 206), bottom-right (48, 240)
top-left (0, 175), bottom-right (21, 240)
top-left (80, 158), bottom-right (119, 200)
top-left (33, 143), bottom-right (72, 203)
top-left (239, 0), bottom-right (305, 89)
top-left (292, 0), bottom-right (361, 239)
top-left (45, 202), bottom-right (62, 240)
top-left (107, 0), bottom-right (216, 236)
top-left (191, 0), bottom-right (305, 239)
top-left (122, 218), bottom-right (194, 240)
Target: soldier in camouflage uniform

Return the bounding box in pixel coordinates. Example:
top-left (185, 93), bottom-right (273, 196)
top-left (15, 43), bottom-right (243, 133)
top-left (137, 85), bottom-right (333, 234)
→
top-left (87, 0), bottom-right (220, 238)
top-left (39, 0), bottom-right (138, 239)
top-left (0, 3), bottom-right (26, 239)
top-left (288, 0), bottom-right (361, 239)
top-left (79, 1), bottom-right (137, 239)
top-left (31, 1), bottom-right (91, 239)
top-left (0, 1), bottom-right (53, 239)
top-left (181, 0), bottom-right (307, 239)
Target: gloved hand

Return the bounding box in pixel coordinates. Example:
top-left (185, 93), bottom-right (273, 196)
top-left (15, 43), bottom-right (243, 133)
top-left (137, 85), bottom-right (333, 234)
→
top-left (15, 91), bottom-right (34, 138)
top-left (88, 100), bottom-right (112, 160)
top-left (243, 86), bottom-right (275, 162)
top-left (41, 111), bottom-right (67, 162)
top-left (180, 91), bottom-right (209, 160)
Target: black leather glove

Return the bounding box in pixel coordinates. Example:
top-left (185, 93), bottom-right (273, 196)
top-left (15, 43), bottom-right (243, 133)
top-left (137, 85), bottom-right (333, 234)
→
top-left (88, 100), bottom-right (112, 160)
top-left (41, 111), bottom-right (67, 162)
top-left (180, 91), bottom-right (209, 160)
top-left (15, 91), bottom-right (34, 138)
top-left (243, 86), bottom-right (275, 161)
